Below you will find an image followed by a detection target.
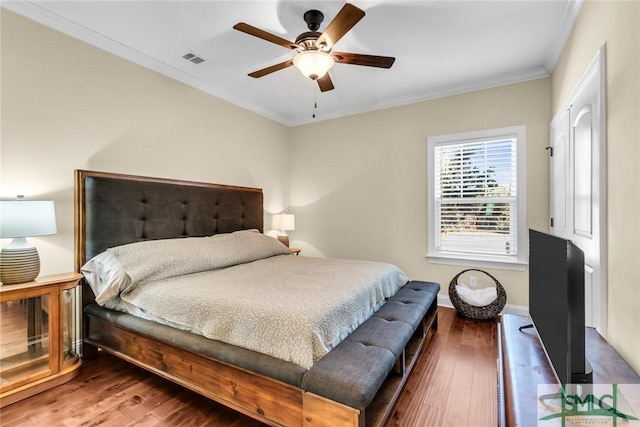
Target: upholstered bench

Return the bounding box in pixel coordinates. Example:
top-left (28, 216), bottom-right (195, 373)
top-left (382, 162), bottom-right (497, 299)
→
top-left (301, 281), bottom-right (440, 410)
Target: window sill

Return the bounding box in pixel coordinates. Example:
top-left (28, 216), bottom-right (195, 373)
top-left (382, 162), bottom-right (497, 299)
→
top-left (426, 254), bottom-right (527, 271)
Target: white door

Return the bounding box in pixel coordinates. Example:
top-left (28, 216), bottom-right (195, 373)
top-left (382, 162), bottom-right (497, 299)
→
top-left (549, 48), bottom-right (606, 334)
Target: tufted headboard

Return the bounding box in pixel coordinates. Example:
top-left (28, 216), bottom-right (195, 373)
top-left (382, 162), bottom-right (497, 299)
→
top-left (74, 170), bottom-right (264, 271)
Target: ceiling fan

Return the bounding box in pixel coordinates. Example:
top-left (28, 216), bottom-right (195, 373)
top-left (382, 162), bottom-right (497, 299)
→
top-left (233, 3), bottom-right (395, 92)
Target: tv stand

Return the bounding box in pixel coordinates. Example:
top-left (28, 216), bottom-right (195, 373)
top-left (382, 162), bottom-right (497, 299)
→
top-left (571, 359), bottom-right (593, 384)
top-left (498, 314), bottom-right (640, 427)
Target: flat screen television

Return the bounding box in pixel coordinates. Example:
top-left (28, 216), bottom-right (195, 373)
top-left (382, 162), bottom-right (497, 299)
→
top-left (528, 229), bottom-right (593, 385)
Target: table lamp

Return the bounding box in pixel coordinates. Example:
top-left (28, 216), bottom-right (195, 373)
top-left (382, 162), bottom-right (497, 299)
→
top-left (272, 214), bottom-right (295, 248)
top-left (0, 196), bottom-right (57, 284)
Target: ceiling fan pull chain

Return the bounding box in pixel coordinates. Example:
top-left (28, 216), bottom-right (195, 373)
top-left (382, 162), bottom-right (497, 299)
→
top-left (312, 84), bottom-right (318, 119)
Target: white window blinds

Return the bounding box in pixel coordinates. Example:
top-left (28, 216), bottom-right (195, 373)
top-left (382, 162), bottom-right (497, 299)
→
top-left (428, 126), bottom-right (526, 269)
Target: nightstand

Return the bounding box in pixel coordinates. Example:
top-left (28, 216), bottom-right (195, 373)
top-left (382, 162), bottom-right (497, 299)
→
top-left (0, 272), bottom-right (83, 407)
top-left (290, 248), bottom-right (301, 256)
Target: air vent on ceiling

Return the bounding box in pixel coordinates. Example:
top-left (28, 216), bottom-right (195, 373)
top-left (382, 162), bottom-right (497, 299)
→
top-left (182, 52), bottom-right (205, 64)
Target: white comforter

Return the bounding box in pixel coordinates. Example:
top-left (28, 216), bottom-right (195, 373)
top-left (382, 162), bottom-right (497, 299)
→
top-left (82, 230), bottom-right (409, 369)
top-left (122, 255), bottom-right (407, 368)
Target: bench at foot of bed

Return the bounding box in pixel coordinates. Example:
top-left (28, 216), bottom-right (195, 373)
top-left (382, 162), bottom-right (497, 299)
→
top-left (302, 280), bottom-right (440, 427)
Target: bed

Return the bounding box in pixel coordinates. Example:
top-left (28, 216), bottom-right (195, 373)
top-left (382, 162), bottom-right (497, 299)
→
top-left (74, 169), bottom-right (439, 427)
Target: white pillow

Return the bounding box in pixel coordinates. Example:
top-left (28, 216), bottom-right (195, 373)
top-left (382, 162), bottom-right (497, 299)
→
top-left (81, 250), bottom-right (131, 306)
top-left (456, 284), bottom-right (497, 307)
top-left (82, 229), bottom-right (290, 306)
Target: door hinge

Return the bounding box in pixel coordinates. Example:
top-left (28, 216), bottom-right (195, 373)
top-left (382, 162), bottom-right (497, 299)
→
top-left (546, 146), bottom-right (554, 157)
top-left (550, 218), bottom-right (554, 227)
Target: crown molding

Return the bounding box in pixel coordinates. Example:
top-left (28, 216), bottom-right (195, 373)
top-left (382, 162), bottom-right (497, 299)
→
top-left (292, 66), bottom-right (550, 126)
top-left (544, 0), bottom-right (584, 73)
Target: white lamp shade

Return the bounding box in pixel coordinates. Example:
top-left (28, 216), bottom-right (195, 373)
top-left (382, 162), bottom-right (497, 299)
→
top-left (272, 214), bottom-right (295, 232)
top-left (0, 200), bottom-right (57, 238)
top-left (293, 50), bottom-right (335, 80)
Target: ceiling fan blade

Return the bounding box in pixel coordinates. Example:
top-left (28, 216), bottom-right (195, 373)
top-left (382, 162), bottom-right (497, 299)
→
top-left (316, 3), bottom-right (365, 49)
top-left (233, 22), bottom-right (298, 50)
top-left (332, 52), bottom-right (395, 68)
top-left (248, 60), bottom-right (294, 78)
top-left (317, 73), bottom-right (334, 92)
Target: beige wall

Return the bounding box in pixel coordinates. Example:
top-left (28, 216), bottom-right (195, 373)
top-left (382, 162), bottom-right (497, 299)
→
top-left (551, 0), bottom-right (640, 373)
top-left (288, 78), bottom-right (551, 308)
top-left (0, 10), bottom-right (290, 275)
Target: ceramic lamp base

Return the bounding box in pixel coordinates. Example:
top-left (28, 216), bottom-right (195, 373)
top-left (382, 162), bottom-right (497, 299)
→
top-left (0, 246), bottom-right (40, 285)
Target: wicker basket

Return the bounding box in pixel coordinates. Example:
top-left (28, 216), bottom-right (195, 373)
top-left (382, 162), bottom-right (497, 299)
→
top-left (449, 269), bottom-right (506, 320)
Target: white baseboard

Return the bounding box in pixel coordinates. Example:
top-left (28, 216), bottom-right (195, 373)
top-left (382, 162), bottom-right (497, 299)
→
top-left (437, 294), bottom-right (529, 318)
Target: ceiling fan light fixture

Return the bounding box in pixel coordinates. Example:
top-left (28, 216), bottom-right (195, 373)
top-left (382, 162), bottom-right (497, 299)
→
top-left (293, 50), bottom-right (335, 80)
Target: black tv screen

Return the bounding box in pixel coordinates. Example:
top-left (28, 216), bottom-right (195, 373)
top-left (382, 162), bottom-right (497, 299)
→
top-left (528, 229), bottom-right (592, 385)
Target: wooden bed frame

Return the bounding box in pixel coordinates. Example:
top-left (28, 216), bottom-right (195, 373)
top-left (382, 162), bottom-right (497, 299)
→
top-left (74, 170), bottom-right (437, 427)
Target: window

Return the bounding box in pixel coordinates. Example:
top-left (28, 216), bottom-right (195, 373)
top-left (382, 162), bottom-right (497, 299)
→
top-left (427, 126), bottom-right (526, 270)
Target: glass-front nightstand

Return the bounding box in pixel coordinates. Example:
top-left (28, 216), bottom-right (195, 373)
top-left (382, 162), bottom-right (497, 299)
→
top-left (0, 273), bottom-right (82, 407)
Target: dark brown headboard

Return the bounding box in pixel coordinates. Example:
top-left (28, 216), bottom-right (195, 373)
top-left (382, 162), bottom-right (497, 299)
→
top-left (74, 170), bottom-right (264, 271)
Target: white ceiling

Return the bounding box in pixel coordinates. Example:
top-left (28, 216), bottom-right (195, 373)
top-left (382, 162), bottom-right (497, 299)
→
top-left (4, 1), bottom-right (581, 127)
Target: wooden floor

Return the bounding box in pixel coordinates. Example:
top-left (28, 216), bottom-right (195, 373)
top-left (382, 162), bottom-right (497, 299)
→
top-left (0, 307), bottom-right (497, 427)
